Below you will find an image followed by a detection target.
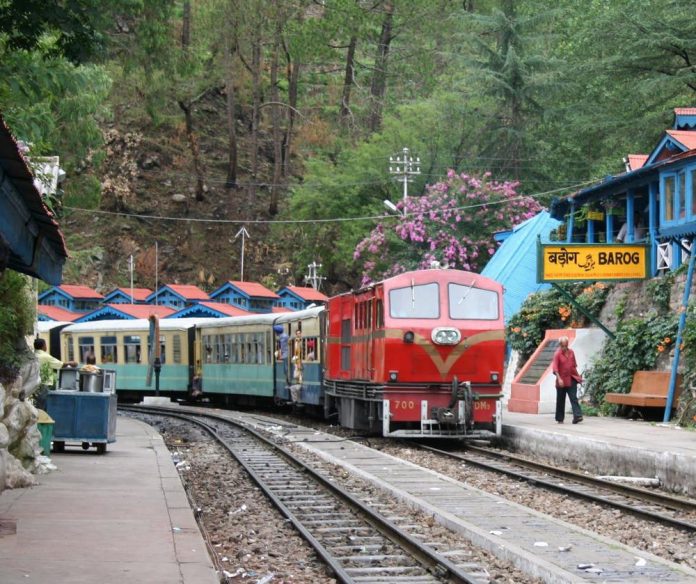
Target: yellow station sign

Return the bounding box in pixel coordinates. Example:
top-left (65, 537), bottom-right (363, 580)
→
top-left (538, 243), bottom-right (650, 282)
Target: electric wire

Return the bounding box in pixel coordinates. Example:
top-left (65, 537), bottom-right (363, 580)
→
top-left (63, 177), bottom-right (597, 226)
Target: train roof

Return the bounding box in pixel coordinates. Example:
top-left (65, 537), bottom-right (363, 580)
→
top-left (37, 321), bottom-right (71, 333)
top-left (331, 269), bottom-right (503, 299)
top-left (62, 318), bottom-right (219, 333)
top-left (197, 305), bottom-right (325, 330)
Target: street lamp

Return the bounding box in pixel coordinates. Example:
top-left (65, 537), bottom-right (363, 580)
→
top-left (383, 199), bottom-right (400, 215)
top-left (389, 147), bottom-right (421, 202)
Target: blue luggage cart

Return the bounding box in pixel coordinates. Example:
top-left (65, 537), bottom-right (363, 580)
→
top-left (46, 369), bottom-right (117, 454)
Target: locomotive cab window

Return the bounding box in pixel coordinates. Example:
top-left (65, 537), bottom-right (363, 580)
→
top-left (448, 284), bottom-right (499, 320)
top-left (389, 282), bottom-right (439, 318)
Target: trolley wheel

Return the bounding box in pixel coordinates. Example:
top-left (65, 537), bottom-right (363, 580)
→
top-left (96, 443), bottom-right (107, 454)
top-left (81, 442), bottom-right (90, 450)
top-left (52, 441), bottom-right (65, 453)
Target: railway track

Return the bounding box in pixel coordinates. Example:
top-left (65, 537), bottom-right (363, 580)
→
top-left (121, 405), bottom-right (490, 584)
top-left (415, 442), bottom-right (696, 533)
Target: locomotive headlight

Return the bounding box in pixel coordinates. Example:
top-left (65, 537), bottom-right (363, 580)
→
top-left (432, 327), bottom-right (461, 345)
top-left (389, 371), bottom-right (398, 382)
top-left (491, 372), bottom-right (500, 382)
top-left (403, 331), bottom-right (415, 344)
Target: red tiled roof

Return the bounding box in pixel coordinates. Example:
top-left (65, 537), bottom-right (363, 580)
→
top-left (111, 287), bottom-right (152, 302)
top-left (285, 285), bottom-right (329, 302)
top-left (272, 306), bottom-right (292, 313)
top-left (227, 281), bottom-right (279, 299)
top-left (165, 284), bottom-right (210, 300)
top-left (38, 305), bottom-right (81, 322)
top-left (666, 130), bottom-right (696, 150)
top-left (674, 108), bottom-right (696, 115)
top-left (627, 154), bottom-right (648, 171)
top-left (59, 284), bottom-right (103, 299)
top-left (109, 304), bottom-right (175, 318)
top-left (198, 301), bottom-right (251, 316)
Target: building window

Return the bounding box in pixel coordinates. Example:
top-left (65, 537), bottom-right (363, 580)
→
top-left (678, 171), bottom-right (686, 218)
top-left (691, 169), bottom-right (696, 217)
top-left (664, 175), bottom-right (675, 221)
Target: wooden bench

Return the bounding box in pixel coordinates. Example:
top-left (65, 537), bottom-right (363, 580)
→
top-left (604, 371), bottom-right (681, 408)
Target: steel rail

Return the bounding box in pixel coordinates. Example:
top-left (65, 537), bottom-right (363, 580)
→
top-left (415, 442), bottom-right (696, 533)
top-left (121, 405), bottom-right (483, 584)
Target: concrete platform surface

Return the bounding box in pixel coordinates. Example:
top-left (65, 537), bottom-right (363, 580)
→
top-left (502, 410), bottom-right (696, 496)
top-left (0, 415), bottom-right (218, 584)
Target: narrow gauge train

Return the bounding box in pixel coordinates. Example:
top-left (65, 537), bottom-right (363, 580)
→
top-left (46, 269), bottom-right (504, 438)
top-left (54, 318), bottom-right (216, 401)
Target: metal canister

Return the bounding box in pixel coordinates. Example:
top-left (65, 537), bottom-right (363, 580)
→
top-left (79, 373), bottom-right (103, 393)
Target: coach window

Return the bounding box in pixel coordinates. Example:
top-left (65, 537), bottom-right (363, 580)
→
top-left (124, 335), bottom-right (141, 363)
top-left (389, 283), bottom-right (439, 318)
top-left (101, 336), bottom-right (118, 363)
top-left (173, 334), bottom-right (182, 364)
top-left (65, 334), bottom-right (75, 362)
top-left (449, 284), bottom-right (499, 320)
top-left (231, 333), bottom-right (240, 363)
top-left (148, 336), bottom-right (166, 364)
top-left (239, 333), bottom-right (247, 363)
top-left (367, 299), bottom-right (372, 328)
top-left (305, 338), bottom-right (318, 361)
top-left (78, 336), bottom-right (94, 363)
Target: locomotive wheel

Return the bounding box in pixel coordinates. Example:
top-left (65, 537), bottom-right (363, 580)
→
top-left (81, 442), bottom-right (90, 450)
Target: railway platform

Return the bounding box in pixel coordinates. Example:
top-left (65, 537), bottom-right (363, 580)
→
top-left (502, 410), bottom-right (696, 496)
top-left (0, 415), bottom-right (218, 584)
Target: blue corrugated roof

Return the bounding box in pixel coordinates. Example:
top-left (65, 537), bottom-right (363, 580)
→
top-left (481, 211), bottom-right (561, 322)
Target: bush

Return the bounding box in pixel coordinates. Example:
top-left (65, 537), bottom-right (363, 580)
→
top-left (506, 282), bottom-right (612, 363)
top-left (0, 271), bottom-right (35, 383)
top-left (583, 314), bottom-right (678, 407)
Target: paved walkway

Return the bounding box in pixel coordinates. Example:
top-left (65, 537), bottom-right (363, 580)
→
top-left (0, 416), bottom-right (218, 584)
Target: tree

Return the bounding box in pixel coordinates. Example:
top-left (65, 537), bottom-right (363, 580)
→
top-left (0, 0), bottom-right (116, 63)
top-left (454, 0), bottom-right (556, 184)
top-left (353, 170), bottom-right (542, 284)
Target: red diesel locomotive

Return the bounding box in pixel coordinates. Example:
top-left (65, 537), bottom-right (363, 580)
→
top-left (324, 269), bottom-right (505, 438)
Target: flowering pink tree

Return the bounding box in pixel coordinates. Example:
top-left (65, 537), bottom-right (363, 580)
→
top-left (354, 170), bottom-right (542, 285)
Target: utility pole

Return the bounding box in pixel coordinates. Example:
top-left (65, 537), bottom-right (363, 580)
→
top-left (389, 147), bottom-right (421, 202)
top-left (304, 261), bottom-right (325, 290)
top-left (128, 255), bottom-right (134, 303)
top-left (235, 226), bottom-right (250, 281)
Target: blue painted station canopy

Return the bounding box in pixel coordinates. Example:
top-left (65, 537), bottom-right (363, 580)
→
top-left (0, 114), bottom-right (68, 283)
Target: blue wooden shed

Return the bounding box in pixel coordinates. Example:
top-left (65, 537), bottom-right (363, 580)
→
top-left (209, 281), bottom-right (279, 313)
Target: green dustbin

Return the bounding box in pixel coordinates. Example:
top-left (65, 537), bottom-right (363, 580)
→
top-left (37, 409), bottom-right (55, 456)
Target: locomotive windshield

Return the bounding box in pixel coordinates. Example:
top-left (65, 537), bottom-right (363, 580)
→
top-left (448, 283), bottom-right (499, 320)
top-left (389, 282), bottom-right (439, 318)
